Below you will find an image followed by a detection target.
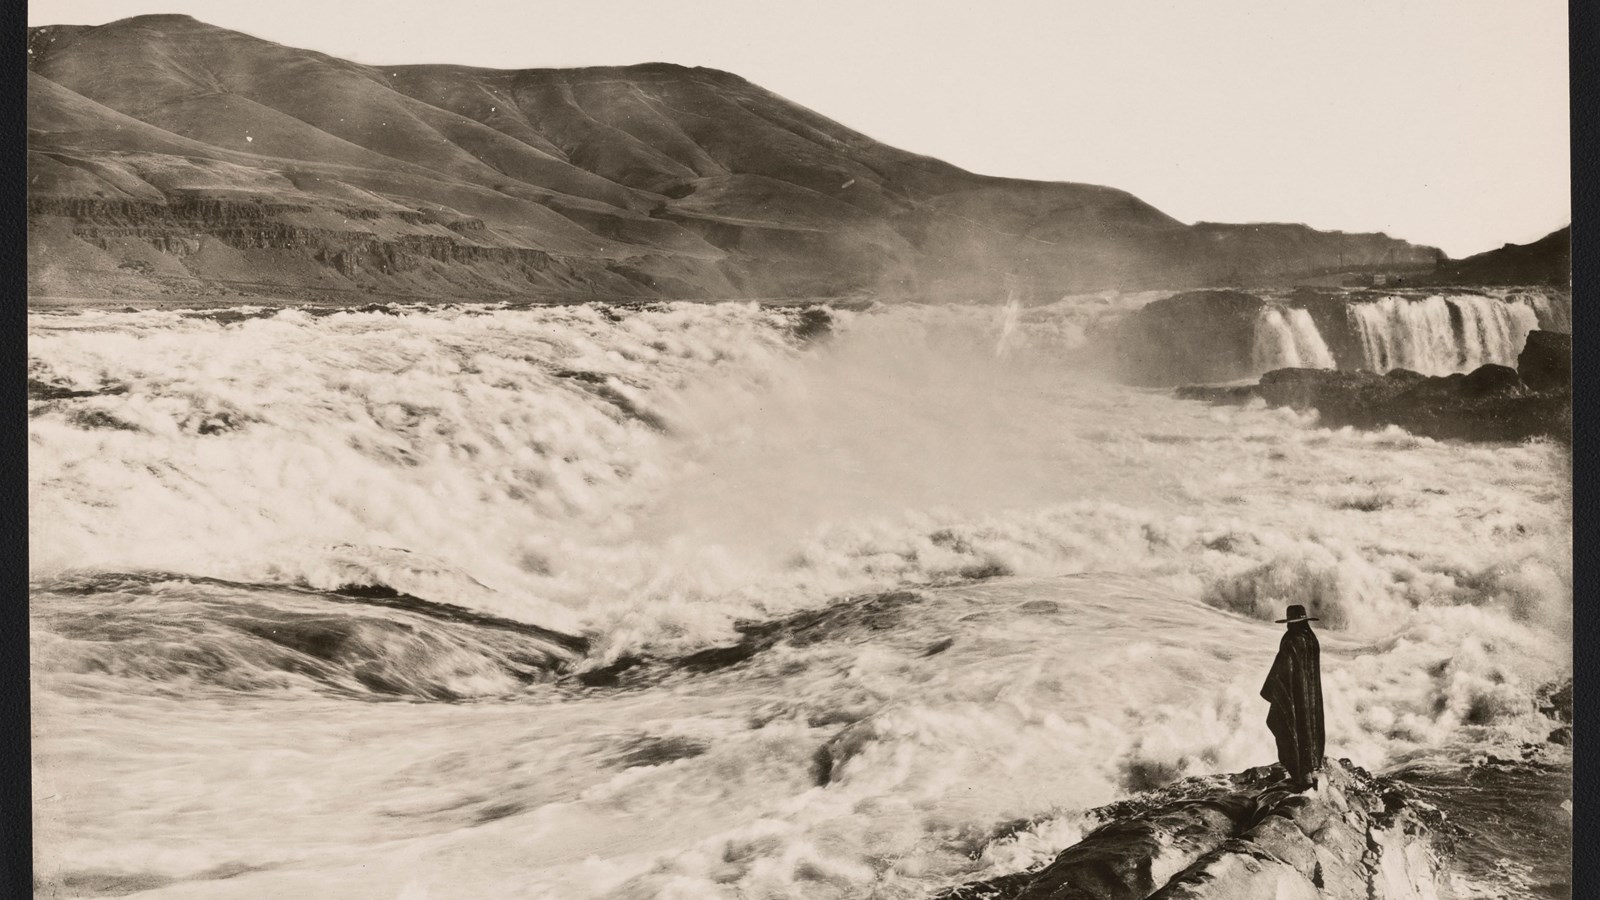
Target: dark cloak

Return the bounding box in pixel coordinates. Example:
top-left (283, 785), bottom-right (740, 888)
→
top-left (1260, 623), bottom-right (1324, 785)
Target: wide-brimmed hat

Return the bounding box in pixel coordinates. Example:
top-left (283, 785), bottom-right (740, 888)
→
top-left (1275, 604), bottom-right (1320, 624)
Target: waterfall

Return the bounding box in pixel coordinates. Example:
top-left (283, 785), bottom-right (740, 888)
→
top-left (1348, 294), bottom-right (1540, 375)
top-left (1252, 307), bottom-right (1336, 372)
top-left (1244, 292), bottom-right (1558, 379)
top-left (1509, 290), bottom-right (1570, 333)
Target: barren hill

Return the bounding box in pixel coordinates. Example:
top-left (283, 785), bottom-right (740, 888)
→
top-left (27, 14), bottom-right (1442, 304)
top-left (1429, 226), bottom-right (1570, 287)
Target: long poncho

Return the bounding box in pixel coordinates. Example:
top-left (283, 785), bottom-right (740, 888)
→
top-left (1261, 624), bottom-right (1325, 785)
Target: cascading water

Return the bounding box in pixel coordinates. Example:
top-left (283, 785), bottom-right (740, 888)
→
top-left (1508, 289), bottom-right (1570, 333)
top-left (1116, 287), bottom-right (1567, 385)
top-left (1252, 306), bottom-right (1337, 371)
top-left (1241, 291), bottom-right (1566, 378)
top-left (1349, 294), bottom-right (1541, 375)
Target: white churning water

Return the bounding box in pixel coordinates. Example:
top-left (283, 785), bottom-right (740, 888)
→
top-left (29, 297), bottom-right (1570, 899)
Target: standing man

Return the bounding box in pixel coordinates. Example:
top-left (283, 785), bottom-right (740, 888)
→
top-left (1261, 604), bottom-right (1325, 790)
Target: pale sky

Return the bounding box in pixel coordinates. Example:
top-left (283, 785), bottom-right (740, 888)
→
top-left (29, 0), bottom-right (1570, 258)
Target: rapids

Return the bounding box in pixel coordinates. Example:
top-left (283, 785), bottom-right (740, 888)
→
top-left (29, 297), bottom-right (1571, 898)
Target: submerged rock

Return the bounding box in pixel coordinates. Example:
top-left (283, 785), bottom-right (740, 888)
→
top-left (941, 758), bottom-right (1446, 900)
top-left (576, 590), bottom-right (928, 689)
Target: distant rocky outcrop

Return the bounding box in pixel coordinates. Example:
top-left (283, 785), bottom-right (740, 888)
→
top-left (1114, 290), bottom-right (1269, 385)
top-left (1428, 227), bottom-right (1570, 287)
top-left (941, 758), bottom-right (1447, 900)
top-left (1176, 334), bottom-right (1572, 443)
top-left (27, 15), bottom-right (1439, 304)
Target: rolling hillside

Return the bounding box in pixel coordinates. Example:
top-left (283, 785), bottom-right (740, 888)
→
top-left (28, 14), bottom-right (1442, 303)
top-left (1428, 226), bottom-right (1570, 287)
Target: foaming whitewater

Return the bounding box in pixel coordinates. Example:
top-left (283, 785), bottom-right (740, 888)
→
top-left (30, 298), bottom-right (1570, 898)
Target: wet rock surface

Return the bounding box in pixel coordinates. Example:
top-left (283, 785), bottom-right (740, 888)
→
top-left (939, 758), bottom-right (1446, 900)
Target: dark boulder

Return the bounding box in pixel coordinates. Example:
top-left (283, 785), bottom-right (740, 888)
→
top-left (791, 306), bottom-right (834, 343)
top-left (1457, 364), bottom-right (1524, 398)
top-left (1115, 291), bottom-right (1267, 386)
top-left (1386, 368), bottom-right (1427, 383)
top-left (1517, 330), bottom-right (1571, 392)
top-left (1256, 369), bottom-right (1390, 425)
top-left (1537, 679), bottom-right (1572, 725)
top-left (1195, 366), bottom-right (1569, 443)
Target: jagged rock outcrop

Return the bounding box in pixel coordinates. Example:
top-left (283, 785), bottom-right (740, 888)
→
top-left (1176, 360), bottom-right (1571, 443)
top-left (1517, 330), bottom-right (1572, 393)
top-left (940, 759), bottom-right (1446, 900)
top-left (28, 14), bottom-right (1440, 304)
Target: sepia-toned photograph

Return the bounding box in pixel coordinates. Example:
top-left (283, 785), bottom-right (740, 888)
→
top-left (26, 2), bottom-right (1573, 898)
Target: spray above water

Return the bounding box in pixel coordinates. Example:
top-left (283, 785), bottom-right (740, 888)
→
top-left (993, 289), bottom-right (1024, 359)
top-left (28, 297), bottom-right (1570, 900)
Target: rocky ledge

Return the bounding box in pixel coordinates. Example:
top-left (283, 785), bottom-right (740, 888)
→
top-left (1176, 331), bottom-right (1571, 443)
top-left (940, 758), bottom-right (1447, 900)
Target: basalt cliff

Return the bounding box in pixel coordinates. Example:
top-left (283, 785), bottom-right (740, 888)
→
top-left (28, 15), bottom-right (1443, 304)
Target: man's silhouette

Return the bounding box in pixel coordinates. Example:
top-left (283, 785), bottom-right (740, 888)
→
top-left (1261, 604), bottom-right (1324, 790)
